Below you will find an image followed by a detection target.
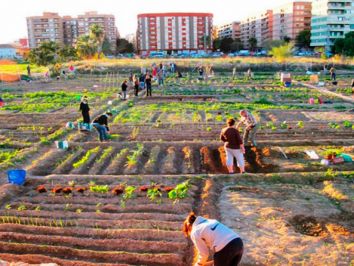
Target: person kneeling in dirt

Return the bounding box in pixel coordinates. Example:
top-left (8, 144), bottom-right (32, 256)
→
top-left (92, 112), bottom-right (113, 142)
top-left (220, 118), bottom-right (246, 174)
top-left (183, 212), bottom-right (244, 266)
top-left (237, 110), bottom-right (258, 147)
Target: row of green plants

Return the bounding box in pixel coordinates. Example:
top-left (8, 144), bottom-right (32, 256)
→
top-left (1, 90), bottom-right (114, 113)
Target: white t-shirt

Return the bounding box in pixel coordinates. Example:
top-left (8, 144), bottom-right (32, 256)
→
top-left (191, 216), bottom-right (240, 265)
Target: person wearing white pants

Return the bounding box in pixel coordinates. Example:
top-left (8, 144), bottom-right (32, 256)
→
top-left (220, 118), bottom-right (246, 174)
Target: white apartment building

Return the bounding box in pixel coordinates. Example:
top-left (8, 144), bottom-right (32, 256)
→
top-left (217, 22), bottom-right (241, 39)
top-left (311, 0), bottom-right (354, 50)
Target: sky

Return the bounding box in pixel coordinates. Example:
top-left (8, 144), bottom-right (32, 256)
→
top-left (0, 0), bottom-right (300, 43)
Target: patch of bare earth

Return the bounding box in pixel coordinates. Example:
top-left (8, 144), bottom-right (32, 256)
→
top-left (219, 182), bottom-right (353, 265)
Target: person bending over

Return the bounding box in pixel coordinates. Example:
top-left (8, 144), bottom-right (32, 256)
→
top-left (237, 110), bottom-right (258, 147)
top-left (220, 118), bottom-right (245, 174)
top-left (92, 112), bottom-right (112, 142)
top-left (183, 212), bottom-right (243, 266)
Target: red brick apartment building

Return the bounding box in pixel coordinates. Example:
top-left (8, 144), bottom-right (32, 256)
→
top-left (137, 13), bottom-right (213, 54)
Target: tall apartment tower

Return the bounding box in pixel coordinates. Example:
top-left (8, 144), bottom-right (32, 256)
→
top-left (27, 12), bottom-right (64, 48)
top-left (217, 22), bottom-right (241, 39)
top-left (240, 10), bottom-right (272, 48)
top-left (273, 1), bottom-right (312, 40)
top-left (311, 0), bottom-right (354, 50)
top-left (240, 1), bottom-right (312, 49)
top-left (77, 11), bottom-right (118, 48)
top-left (63, 16), bottom-right (79, 46)
top-left (137, 13), bottom-right (213, 54)
top-left (27, 12), bottom-right (118, 49)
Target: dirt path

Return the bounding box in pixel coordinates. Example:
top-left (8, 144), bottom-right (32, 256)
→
top-left (299, 82), bottom-right (354, 104)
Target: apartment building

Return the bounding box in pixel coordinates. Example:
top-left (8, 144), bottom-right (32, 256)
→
top-left (273, 1), bottom-right (312, 40)
top-left (240, 1), bottom-right (312, 49)
top-left (27, 12), bottom-right (118, 49)
top-left (217, 21), bottom-right (241, 39)
top-left (311, 0), bottom-right (354, 50)
top-left (240, 10), bottom-right (272, 48)
top-left (78, 12), bottom-right (118, 47)
top-left (136, 13), bottom-right (213, 54)
top-left (27, 12), bottom-right (64, 48)
top-left (63, 16), bottom-right (79, 46)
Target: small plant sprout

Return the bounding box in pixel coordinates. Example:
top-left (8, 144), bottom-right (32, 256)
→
top-left (168, 181), bottom-right (190, 203)
top-left (76, 208), bottom-right (82, 214)
top-left (280, 121), bottom-right (288, 129)
top-left (5, 204), bottom-right (11, 210)
top-left (64, 203), bottom-right (72, 211)
top-left (34, 206), bottom-right (41, 212)
top-left (17, 204), bottom-right (26, 211)
top-left (297, 121), bottom-right (304, 129)
top-left (68, 180), bottom-right (76, 187)
top-left (120, 185), bottom-right (136, 208)
top-left (147, 184), bottom-right (162, 203)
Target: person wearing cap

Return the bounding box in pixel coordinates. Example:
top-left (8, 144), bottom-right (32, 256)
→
top-left (92, 112), bottom-right (113, 142)
top-left (183, 212), bottom-right (243, 266)
top-left (237, 110), bottom-right (258, 147)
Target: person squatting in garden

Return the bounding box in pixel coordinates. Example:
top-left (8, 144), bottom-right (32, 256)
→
top-left (237, 110), bottom-right (258, 147)
top-left (145, 71), bottom-right (153, 97)
top-left (183, 212), bottom-right (244, 266)
top-left (79, 96), bottom-right (90, 124)
top-left (92, 112), bottom-right (113, 142)
top-left (121, 80), bottom-right (128, 100)
top-left (220, 118), bottom-right (246, 174)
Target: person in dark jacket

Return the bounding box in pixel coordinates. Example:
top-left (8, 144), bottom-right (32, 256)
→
top-left (92, 112), bottom-right (113, 142)
top-left (121, 80), bottom-right (128, 100)
top-left (79, 96), bottom-right (90, 124)
top-left (183, 212), bottom-right (243, 266)
top-left (134, 77), bottom-right (139, 96)
top-left (145, 72), bottom-right (153, 97)
top-left (220, 118), bottom-right (245, 174)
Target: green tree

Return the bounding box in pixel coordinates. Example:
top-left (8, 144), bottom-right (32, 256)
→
top-left (230, 38), bottom-right (243, 52)
top-left (58, 45), bottom-right (78, 62)
top-left (333, 32), bottom-right (354, 56)
top-left (295, 30), bottom-right (311, 49)
top-left (269, 43), bottom-right (294, 62)
top-left (248, 37), bottom-right (257, 51)
top-left (263, 40), bottom-right (286, 51)
top-left (28, 41), bottom-right (59, 66)
top-left (213, 38), bottom-right (222, 51)
top-left (76, 35), bottom-right (97, 59)
top-left (219, 37), bottom-right (234, 53)
top-left (283, 36), bottom-right (291, 43)
top-left (116, 38), bottom-right (135, 54)
top-left (102, 38), bottom-right (112, 55)
top-left (89, 24), bottom-right (105, 58)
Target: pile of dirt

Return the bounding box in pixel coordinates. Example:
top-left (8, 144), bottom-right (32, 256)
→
top-left (289, 215), bottom-right (327, 237)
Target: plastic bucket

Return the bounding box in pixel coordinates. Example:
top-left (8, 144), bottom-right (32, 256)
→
top-left (284, 81), bottom-right (291, 87)
top-left (55, 140), bottom-right (69, 149)
top-left (7, 169), bottom-right (26, 185)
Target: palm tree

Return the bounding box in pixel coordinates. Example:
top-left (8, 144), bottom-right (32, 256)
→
top-left (89, 24), bottom-right (105, 58)
top-left (76, 35), bottom-right (96, 59)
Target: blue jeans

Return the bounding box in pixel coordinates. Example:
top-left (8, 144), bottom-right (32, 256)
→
top-left (93, 123), bottom-right (108, 141)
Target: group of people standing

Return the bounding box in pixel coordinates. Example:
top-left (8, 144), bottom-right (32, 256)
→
top-left (120, 62), bottom-right (177, 99)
